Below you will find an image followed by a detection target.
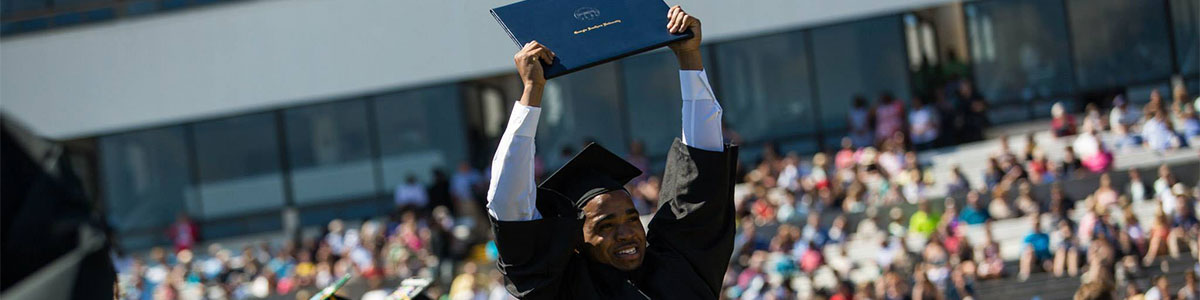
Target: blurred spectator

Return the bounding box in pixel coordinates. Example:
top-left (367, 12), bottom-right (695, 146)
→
top-left (1180, 271), bottom-right (1198, 300)
top-left (1178, 104), bottom-right (1200, 141)
top-left (977, 222), bottom-right (1005, 280)
top-left (848, 96), bottom-right (874, 148)
top-left (946, 165), bottom-right (972, 196)
top-left (1143, 210), bottom-right (1174, 266)
top-left (1074, 125), bottom-right (1101, 160)
top-left (1018, 215), bottom-right (1052, 281)
top-left (1128, 168), bottom-right (1150, 204)
top-left (909, 200), bottom-right (940, 237)
top-left (874, 93), bottom-right (906, 146)
top-left (1020, 133), bottom-right (1039, 162)
top-left (1094, 173), bottom-right (1119, 209)
top-left (1080, 137), bottom-right (1114, 174)
top-left (1153, 164), bottom-right (1178, 214)
top-left (1051, 102), bottom-right (1078, 137)
top-left (395, 175), bottom-right (429, 212)
top-left (168, 213), bottom-right (199, 253)
top-left (960, 191), bottom-right (989, 225)
top-left (1051, 219), bottom-right (1080, 277)
top-left (1145, 89), bottom-right (1168, 121)
top-left (1173, 84), bottom-right (1191, 119)
top-left (1110, 95), bottom-right (1141, 133)
top-left (1146, 275), bottom-right (1171, 300)
top-left (949, 79), bottom-right (989, 143)
top-left (909, 96), bottom-right (940, 151)
top-left (450, 162), bottom-right (485, 211)
top-left (1143, 111), bottom-right (1182, 151)
top-left (1060, 145), bottom-right (1083, 179)
top-left (1082, 103), bottom-right (1107, 132)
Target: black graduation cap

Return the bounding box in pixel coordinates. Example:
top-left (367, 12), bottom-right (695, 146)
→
top-left (539, 142), bottom-right (642, 209)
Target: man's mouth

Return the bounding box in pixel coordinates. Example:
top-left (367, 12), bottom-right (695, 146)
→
top-left (614, 244), bottom-right (641, 259)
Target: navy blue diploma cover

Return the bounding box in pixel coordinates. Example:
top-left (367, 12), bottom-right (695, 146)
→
top-left (491, 0), bottom-right (692, 79)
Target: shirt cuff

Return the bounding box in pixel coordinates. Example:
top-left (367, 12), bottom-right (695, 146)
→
top-left (507, 102), bottom-right (541, 137)
top-left (680, 70), bottom-right (716, 102)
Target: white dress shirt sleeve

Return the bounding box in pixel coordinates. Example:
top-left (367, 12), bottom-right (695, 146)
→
top-left (486, 102), bottom-right (543, 221)
top-left (680, 70), bottom-right (725, 152)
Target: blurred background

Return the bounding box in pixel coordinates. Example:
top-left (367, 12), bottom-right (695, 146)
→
top-left (1, 0), bottom-right (1198, 299)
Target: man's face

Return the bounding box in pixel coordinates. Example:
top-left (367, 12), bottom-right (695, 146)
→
top-left (580, 191), bottom-right (646, 271)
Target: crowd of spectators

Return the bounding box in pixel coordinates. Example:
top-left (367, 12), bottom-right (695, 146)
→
top-left (112, 81), bottom-right (1199, 300)
top-left (719, 82), bottom-right (1199, 300)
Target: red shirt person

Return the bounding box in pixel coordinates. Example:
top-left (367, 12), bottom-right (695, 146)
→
top-left (167, 213), bottom-right (199, 252)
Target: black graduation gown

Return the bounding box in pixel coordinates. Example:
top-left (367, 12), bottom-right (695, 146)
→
top-left (491, 139), bottom-right (738, 299)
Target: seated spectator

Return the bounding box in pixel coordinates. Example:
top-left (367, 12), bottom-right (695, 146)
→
top-left (1178, 104), bottom-right (1200, 141)
top-left (1143, 111), bottom-right (1182, 151)
top-left (827, 215), bottom-right (849, 245)
top-left (1081, 140), bottom-right (1113, 174)
top-left (1020, 133), bottom-right (1039, 162)
top-left (1051, 102), bottom-right (1078, 137)
top-left (1060, 145), bottom-right (1084, 179)
top-left (960, 191), bottom-right (990, 225)
top-left (938, 201), bottom-right (965, 254)
top-left (799, 241), bottom-right (824, 274)
top-left (1073, 123), bottom-right (1112, 171)
top-left (800, 213), bottom-right (828, 249)
top-left (1082, 103), bottom-right (1107, 132)
top-left (1051, 220), bottom-right (1080, 277)
top-left (1145, 275), bottom-right (1171, 300)
top-left (835, 137), bottom-right (857, 171)
top-left (1110, 95), bottom-right (1141, 133)
top-left (1019, 214), bottom-right (1053, 281)
top-left (909, 200), bottom-right (941, 237)
top-left (1046, 184), bottom-right (1074, 226)
top-left (1027, 149), bottom-right (1054, 184)
top-left (1173, 83), bottom-right (1191, 123)
top-left (983, 158), bottom-right (1004, 190)
top-left (1094, 173), bottom-right (1119, 209)
top-left (878, 134), bottom-right (907, 177)
top-left (1014, 181), bottom-right (1040, 217)
top-left (1128, 168), bottom-right (1150, 204)
top-left (1180, 270), bottom-right (1198, 300)
top-left (875, 93), bottom-right (906, 146)
top-left (946, 165), bottom-right (972, 196)
top-left (976, 222), bottom-right (1005, 280)
top-left (1172, 187), bottom-right (1199, 248)
top-left (1155, 165), bottom-right (1180, 216)
top-left (776, 153), bottom-right (803, 193)
top-left (909, 96), bottom-right (940, 150)
top-left (988, 188), bottom-right (1016, 220)
top-left (1122, 208), bottom-right (1149, 258)
top-left (848, 96), bottom-right (874, 148)
top-left (1143, 209), bottom-right (1175, 266)
top-left (1145, 89), bottom-right (1168, 120)
top-left (912, 265), bottom-right (940, 300)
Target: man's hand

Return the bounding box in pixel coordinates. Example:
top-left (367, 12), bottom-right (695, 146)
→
top-left (665, 6), bottom-right (703, 70)
top-left (514, 41), bottom-right (554, 107)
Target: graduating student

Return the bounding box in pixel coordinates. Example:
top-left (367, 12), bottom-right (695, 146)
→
top-left (486, 7), bottom-right (737, 300)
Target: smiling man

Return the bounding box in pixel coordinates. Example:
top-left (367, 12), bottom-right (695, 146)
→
top-left (485, 7), bottom-right (737, 300)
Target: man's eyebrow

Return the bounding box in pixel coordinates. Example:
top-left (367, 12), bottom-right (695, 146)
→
top-left (596, 214), bottom-right (616, 222)
top-left (625, 208), bottom-right (638, 216)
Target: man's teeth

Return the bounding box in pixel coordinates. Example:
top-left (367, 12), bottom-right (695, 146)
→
top-left (618, 248), bottom-right (637, 255)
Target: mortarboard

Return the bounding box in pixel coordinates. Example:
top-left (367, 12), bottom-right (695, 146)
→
top-left (538, 143), bottom-right (642, 210)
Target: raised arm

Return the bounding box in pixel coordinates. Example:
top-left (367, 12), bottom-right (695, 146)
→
top-left (486, 42), bottom-right (554, 221)
top-left (643, 9), bottom-right (736, 297)
top-left (666, 6), bottom-right (723, 152)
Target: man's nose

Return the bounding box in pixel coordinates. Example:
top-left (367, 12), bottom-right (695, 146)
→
top-left (615, 224), bottom-right (638, 240)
